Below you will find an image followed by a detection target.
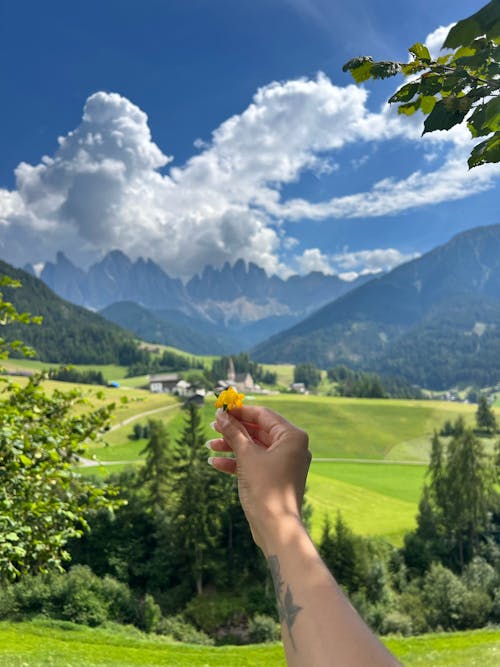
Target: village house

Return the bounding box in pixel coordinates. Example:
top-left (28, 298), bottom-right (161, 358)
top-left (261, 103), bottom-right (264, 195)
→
top-left (148, 373), bottom-right (181, 393)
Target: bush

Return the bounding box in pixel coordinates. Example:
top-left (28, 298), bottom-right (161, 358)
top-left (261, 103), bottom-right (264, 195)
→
top-left (184, 594), bottom-right (246, 635)
top-left (460, 590), bottom-right (492, 629)
top-left (157, 614), bottom-right (214, 645)
top-left (0, 586), bottom-right (16, 620)
top-left (248, 614), bottom-right (280, 643)
top-left (380, 610), bottom-right (413, 636)
top-left (137, 594), bottom-right (162, 633)
top-left (422, 563), bottom-right (467, 630)
top-left (61, 587), bottom-right (108, 627)
top-left (1, 566), bottom-right (144, 630)
top-left (9, 574), bottom-right (52, 617)
top-left (462, 557), bottom-right (497, 595)
top-left (398, 587), bottom-right (428, 635)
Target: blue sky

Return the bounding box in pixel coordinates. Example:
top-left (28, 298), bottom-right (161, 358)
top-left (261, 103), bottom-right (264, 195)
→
top-left (0, 0), bottom-right (498, 280)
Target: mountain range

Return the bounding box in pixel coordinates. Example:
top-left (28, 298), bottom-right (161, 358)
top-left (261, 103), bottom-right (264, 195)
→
top-left (253, 224), bottom-right (500, 389)
top-left (15, 222), bottom-right (500, 389)
top-left (26, 252), bottom-right (369, 351)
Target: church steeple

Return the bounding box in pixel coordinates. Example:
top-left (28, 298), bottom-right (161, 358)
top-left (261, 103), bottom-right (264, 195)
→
top-left (227, 357), bottom-right (236, 383)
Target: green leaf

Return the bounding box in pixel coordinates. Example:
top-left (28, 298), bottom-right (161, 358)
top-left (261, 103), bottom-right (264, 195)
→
top-left (409, 42), bottom-right (431, 62)
top-left (19, 454), bottom-right (32, 466)
top-left (420, 96), bottom-right (437, 114)
top-left (423, 99), bottom-right (468, 134)
top-left (444, 1), bottom-right (500, 48)
top-left (467, 106), bottom-right (491, 137)
top-left (389, 82), bottom-right (419, 103)
top-left (468, 132), bottom-right (500, 167)
top-left (398, 99), bottom-right (421, 116)
top-left (342, 56), bottom-right (373, 72)
top-left (420, 74), bottom-right (444, 96)
top-left (370, 61), bottom-right (401, 79)
top-left (349, 61), bottom-right (374, 83)
top-left (485, 96), bottom-right (500, 131)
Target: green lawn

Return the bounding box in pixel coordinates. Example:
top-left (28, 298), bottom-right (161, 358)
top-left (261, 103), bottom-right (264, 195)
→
top-left (307, 461), bottom-right (426, 543)
top-left (0, 620), bottom-right (498, 667)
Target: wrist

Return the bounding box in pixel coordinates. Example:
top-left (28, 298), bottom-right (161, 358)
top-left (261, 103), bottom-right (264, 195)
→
top-left (256, 512), bottom-right (309, 558)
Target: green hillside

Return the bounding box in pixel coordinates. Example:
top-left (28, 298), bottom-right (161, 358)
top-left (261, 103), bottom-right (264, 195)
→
top-left (0, 620), bottom-right (498, 667)
top-left (0, 260), bottom-right (139, 364)
top-left (81, 393), bottom-right (487, 544)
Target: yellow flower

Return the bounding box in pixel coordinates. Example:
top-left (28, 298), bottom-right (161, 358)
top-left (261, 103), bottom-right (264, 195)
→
top-left (215, 386), bottom-right (245, 411)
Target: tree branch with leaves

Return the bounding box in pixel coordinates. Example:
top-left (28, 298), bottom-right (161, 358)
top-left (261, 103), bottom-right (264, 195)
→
top-left (343, 1), bottom-right (500, 167)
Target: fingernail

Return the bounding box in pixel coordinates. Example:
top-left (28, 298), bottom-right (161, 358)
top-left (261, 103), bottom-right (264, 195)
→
top-left (216, 409), bottom-right (229, 425)
top-left (210, 421), bottom-right (217, 431)
top-left (205, 440), bottom-right (214, 450)
top-left (207, 457), bottom-right (215, 466)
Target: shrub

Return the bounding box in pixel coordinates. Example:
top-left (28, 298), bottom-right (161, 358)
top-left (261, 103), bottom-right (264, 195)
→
top-left (248, 614), bottom-right (280, 643)
top-left (459, 590), bottom-right (492, 629)
top-left (138, 594), bottom-right (162, 633)
top-left (380, 610), bottom-right (413, 636)
top-left (184, 594), bottom-right (246, 635)
top-left (9, 574), bottom-right (52, 617)
top-left (0, 586), bottom-right (16, 620)
top-left (157, 614), bottom-right (214, 645)
top-left (61, 587), bottom-right (108, 627)
top-left (422, 563), bottom-right (467, 630)
top-left (462, 557), bottom-right (497, 595)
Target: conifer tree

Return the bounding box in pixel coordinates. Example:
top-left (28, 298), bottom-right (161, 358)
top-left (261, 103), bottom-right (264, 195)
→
top-left (170, 403), bottom-right (228, 595)
top-left (476, 395), bottom-right (497, 434)
top-left (138, 419), bottom-right (171, 510)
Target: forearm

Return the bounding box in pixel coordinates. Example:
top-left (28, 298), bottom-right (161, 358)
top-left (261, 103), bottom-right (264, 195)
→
top-left (261, 516), bottom-right (400, 667)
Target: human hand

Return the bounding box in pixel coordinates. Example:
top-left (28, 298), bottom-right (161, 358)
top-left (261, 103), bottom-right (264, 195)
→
top-left (207, 406), bottom-right (311, 550)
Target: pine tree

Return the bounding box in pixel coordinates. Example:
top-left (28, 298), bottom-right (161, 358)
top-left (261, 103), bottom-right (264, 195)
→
top-left (476, 395), bottom-right (497, 434)
top-left (170, 403), bottom-right (228, 595)
top-left (138, 419), bottom-right (171, 510)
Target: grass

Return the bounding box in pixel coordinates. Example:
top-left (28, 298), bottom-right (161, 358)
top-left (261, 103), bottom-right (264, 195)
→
top-left (307, 461), bottom-right (426, 543)
top-left (81, 393), bottom-right (480, 543)
top-left (0, 620), bottom-right (498, 667)
top-left (252, 394), bottom-right (477, 461)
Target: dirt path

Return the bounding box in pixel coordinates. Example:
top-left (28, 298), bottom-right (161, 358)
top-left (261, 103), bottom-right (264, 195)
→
top-left (78, 402), bottom-right (180, 467)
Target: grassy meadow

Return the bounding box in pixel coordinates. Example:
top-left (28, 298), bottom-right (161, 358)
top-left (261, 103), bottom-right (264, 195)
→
top-left (4, 362), bottom-right (495, 541)
top-left (76, 389), bottom-right (490, 544)
top-left (0, 620), bottom-right (498, 667)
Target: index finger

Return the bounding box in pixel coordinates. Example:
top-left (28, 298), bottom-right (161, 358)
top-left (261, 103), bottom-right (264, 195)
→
top-left (228, 405), bottom-right (297, 434)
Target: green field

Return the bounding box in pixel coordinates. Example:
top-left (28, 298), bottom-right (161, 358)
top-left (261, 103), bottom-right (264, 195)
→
top-left (307, 461), bottom-right (426, 542)
top-left (0, 620), bottom-right (498, 667)
top-left (77, 393), bottom-right (492, 544)
top-left (7, 378), bottom-right (490, 543)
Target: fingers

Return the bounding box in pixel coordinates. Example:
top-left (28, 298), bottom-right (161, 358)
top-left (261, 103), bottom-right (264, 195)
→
top-left (208, 456), bottom-right (237, 475)
top-left (214, 409), bottom-right (253, 454)
top-left (206, 438), bottom-right (233, 453)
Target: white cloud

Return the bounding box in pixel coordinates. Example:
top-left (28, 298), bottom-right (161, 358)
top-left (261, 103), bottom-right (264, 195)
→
top-left (295, 246), bottom-right (419, 279)
top-left (297, 248), bottom-right (334, 274)
top-left (425, 24), bottom-right (455, 59)
top-left (331, 248), bottom-right (420, 275)
top-left (1, 56), bottom-right (499, 278)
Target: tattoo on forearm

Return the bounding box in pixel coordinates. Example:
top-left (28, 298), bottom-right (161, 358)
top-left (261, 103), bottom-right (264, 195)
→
top-left (268, 555), bottom-right (302, 650)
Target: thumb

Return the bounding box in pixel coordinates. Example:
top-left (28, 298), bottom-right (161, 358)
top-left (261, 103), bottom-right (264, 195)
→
top-left (215, 408), bottom-right (251, 454)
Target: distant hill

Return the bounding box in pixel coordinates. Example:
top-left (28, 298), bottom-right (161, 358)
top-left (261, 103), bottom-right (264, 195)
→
top-left (0, 260), bottom-right (139, 364)
top-left (253, 224), bottom-right (500, 389)
top-left (99, 301), bottom-right (231, 355)
top-left (26, 252), bottom-right (369, 351)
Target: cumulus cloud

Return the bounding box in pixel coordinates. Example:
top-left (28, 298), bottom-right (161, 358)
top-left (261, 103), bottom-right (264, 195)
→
top-left (1, 61), bottom-right (499, 278)
top-left (331, 247), bottom-right (420, 275)
top-left (297, 248), bottom-right (335, 274)
top-left (295, 246), bottom-right (419, 279)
